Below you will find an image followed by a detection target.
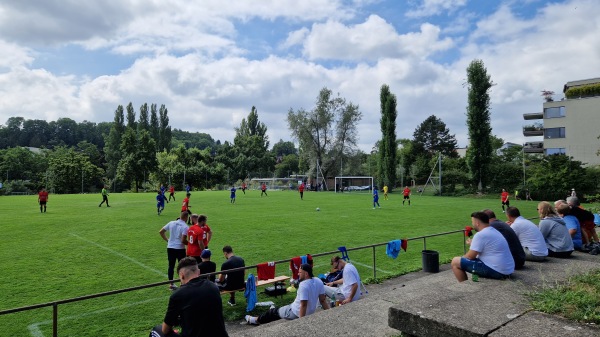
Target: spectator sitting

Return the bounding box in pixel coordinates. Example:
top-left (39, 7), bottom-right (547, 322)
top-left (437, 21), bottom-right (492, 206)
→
top-left (324, 256), bottom-right (362, 304)
top-left (450, 211), bottom-right (514, 282)
top-left (537, 202), bottom-right (574, 258)
top-left (198, 249), bottom-right (217, 282)
top-left (567, 196), bottom-right (599, 249)
top-left (506, 207), bottom-right (548, 261)
top-left (482, 209), bottom-right (526, 269)
top-left (555, 201), bottom-right (583, 251)
top-left (245, 264), bottom-right (330, 325)
top-left (216, 245), bottom-right (245, 306)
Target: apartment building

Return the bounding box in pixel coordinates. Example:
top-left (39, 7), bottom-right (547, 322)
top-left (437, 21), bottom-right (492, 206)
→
top-left (523, 77), bottom-right (600, 166)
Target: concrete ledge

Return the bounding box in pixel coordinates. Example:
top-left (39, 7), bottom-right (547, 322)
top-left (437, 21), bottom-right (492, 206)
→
top-left (388, 252), bottom-right (600, 337)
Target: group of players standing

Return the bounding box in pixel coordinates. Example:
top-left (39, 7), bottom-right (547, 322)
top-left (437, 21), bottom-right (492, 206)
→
top-left (372, 185), bottom-right (412, 209)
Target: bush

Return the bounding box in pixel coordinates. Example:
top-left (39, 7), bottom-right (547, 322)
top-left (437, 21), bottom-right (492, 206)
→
top-left (565, 83), bottom-right (600, 99)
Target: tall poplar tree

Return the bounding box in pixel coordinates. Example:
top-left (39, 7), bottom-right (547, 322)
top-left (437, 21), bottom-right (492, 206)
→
top-left (158, 104), bottom-right (172, 151)
top-left (138, 103), bottom-right (149, 132)
top-left (104, 105), bottom-right (125, 178)
top-left (126, 102), bottom-right (136, 129)
top-left (465, 59), bottom-right (493, 191)
top-left (150, 103), bottom-right (159, 149)
top-left (377, 84), bottom-right (397, 190)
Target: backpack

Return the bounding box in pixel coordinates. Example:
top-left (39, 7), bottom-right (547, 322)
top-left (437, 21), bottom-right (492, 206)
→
top-left (264, 281), bottom-right (287, 296)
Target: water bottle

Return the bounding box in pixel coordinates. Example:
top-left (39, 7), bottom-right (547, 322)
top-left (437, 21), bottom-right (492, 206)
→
top-left (471, 267), bottom-right (479, 282)
top-left (331, 293), bottom-right (336, 308)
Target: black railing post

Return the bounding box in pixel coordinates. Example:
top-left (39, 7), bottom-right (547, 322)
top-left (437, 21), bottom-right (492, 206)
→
top-left (372, 246), bottom-right (376, 279)
top-left (423, 237), bottom-right (427, 251)
top-left (53, 303), bottom-right (58, 337)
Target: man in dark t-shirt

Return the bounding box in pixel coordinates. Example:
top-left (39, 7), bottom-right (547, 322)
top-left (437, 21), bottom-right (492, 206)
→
top-left (198, 249), bottom-right (217, 282)
top-left (217, 245), bottom-right (245, 306)
top-left (483, 209), bottom-right (526, 269)
top-left (151, 257), bottom-right (228, 337)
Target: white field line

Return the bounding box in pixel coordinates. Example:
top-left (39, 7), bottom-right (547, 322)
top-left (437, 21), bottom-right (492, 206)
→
top-left (351, 260), bottom-right (392, 274)
top-left (27, 296), bottom-right (168, 337)
top-left (70, 233), bottom-right (167, 277)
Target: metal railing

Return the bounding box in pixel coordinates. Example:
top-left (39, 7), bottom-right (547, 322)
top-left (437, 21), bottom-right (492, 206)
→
top-left (0, 229), bottom-right (468, 337)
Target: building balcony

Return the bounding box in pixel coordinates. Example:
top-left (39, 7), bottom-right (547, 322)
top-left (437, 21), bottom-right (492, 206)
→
top-left (523, 112), bottom-right (543, 120)
top-left (523, 124), bottom-right (544, 136)
top-left (524, 141), bottom-right (544, 153)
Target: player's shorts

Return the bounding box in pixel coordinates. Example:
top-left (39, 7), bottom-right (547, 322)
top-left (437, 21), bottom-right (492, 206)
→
top-left (403, 195), bottom-right (410, 199)
top-left (460, 258), bottom-right (509, 280)
top-left (39, 201), bottom-right (47, 205)
top-left (157, 202), bottom-right (165, 208)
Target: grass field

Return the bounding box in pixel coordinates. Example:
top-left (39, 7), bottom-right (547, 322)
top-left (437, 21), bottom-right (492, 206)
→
top-left (0, 189), bottom-right (542, 336)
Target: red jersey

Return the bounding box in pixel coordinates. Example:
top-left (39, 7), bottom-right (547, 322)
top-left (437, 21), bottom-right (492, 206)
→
top-left (38, 191), bottom-right (49, 202)
top-left (403, 188), bottom-right (411, 196)
top-left (169, 186), bottom-right (175, 193)
top-left (242, 183), bottom-right (246, 189)
top-left (200, 224), bottom-right (211, 247)
top-left (299, 184), bottom-right (304, 192)
top-left (186, 224), bottom-right (204, 257)
top-left (182, 197), bottom-right (190, 211)
top-left (501, 191), bottom-right (509, 202)
top-left (261, 183), bottom-right (266, 191)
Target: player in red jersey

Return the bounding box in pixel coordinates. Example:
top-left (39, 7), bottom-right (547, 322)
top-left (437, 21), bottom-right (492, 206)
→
top-left (402, 186), bottom-right (411, 206)
top-left (298, 182), bottom-right (305, 200)
top-left (168, 185), bottom-right (175, 202)
top-left (501, 189), bottom-right (510, 213)
top-left (182, 193), bottom-right (191, 224)
top-left (38, 187), bottom-right (49, 213)
top-left (184, 214), bottom-right (205, 263)
top-left (198, 215), bottom-right (212, 249)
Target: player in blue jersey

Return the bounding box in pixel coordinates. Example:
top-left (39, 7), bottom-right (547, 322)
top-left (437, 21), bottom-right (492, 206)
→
top-left (373, 186), bottom-right (381, 209)
top-left (157, 190), bottom-right (167, 215)
top-left (230, 185), bottom-right (237, 204)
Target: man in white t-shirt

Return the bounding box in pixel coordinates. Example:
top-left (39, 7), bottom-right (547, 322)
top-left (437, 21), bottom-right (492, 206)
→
top-left (324, 256), bottom-right (362, 304)
top-left (506, 206), bottom-right (548, 261)
top-left (451, 211), bottom-right (515, 282)
top-left (245, 264), bottom-right (329, 325)
top-left (159, 212), bottom-right (190, 290)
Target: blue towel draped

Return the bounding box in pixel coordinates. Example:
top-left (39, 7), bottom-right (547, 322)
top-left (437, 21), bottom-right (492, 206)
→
top-left (244, 273), bottom-right (257, 312)
top-left (386, 240), bottom-right (402, 259)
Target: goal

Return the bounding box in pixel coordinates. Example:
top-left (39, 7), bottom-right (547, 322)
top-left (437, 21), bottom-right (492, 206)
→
top-left (334, 176), bottom-right (374, 193)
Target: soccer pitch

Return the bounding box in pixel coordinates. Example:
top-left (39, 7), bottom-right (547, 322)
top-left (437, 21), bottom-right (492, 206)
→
top-left (0, 190), bottom-right (539, 336)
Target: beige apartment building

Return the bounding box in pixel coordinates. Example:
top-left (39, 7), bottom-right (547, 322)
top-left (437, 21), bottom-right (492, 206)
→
top-left (523, 78), bottom-right (600, 166)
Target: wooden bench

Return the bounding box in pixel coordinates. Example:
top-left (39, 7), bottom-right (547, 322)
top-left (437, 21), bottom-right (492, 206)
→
top-left (220, 275), bottom-right (290, 295)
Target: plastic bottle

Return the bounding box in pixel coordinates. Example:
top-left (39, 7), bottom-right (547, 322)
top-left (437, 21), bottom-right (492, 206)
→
top-left (471, 267), bottom-right (479, 282)
top-left (331, 293), bottom-right (336, 308)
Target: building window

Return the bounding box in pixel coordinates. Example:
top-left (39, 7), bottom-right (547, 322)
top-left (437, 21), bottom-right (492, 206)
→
top-left (544, 127), bottom-right (565, 139)
top-left (544, 106), bottom-right (565, 118)
top-left (545, 148), bottom-right (566, 155)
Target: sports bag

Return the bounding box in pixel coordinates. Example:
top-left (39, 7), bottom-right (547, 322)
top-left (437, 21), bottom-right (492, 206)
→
top-left (264, 281), bottom-right (287, 296)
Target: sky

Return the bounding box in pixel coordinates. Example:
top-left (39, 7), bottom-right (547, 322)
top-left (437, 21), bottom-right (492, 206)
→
top-left (0, 0), bottom-right (598, 152)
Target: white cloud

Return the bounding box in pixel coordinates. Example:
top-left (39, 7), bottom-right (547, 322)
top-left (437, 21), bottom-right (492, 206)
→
top-left (302, 15), bottom-right (454, 61)
top-left (406, 0), bottom-right (468, 18)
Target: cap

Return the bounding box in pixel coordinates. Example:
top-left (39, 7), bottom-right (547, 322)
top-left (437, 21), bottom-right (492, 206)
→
top-left (201, 249), bottom-right (211, 258)
top-left (300, 263), bottom-right (313, 277)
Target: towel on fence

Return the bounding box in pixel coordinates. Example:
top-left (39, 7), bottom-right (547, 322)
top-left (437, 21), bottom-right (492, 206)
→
top-left (257, 262), bottom-right (276, 281)
top-left (386, 240), bottom-right (402, 259)
top-left (290, 256), bottom-right (302, 280)
top-left (300, 254), bottom-right (314, 266)
top-left (301, 255), bottom-right (308, 264)
top-left (244, 273), bottom-right (257, 312)
top-left (465, 226), bottom-right (473, 237)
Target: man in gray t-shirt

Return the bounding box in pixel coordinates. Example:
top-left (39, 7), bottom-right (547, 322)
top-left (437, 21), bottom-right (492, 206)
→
top-left (159, 212), bottom-right (190, 290)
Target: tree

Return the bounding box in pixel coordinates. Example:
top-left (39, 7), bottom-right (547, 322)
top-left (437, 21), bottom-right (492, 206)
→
top-left (271, 139), bottom-right (298, 157)
top-left (378, 84), bottom-right (398, 190)
top-left (138, 103), bottom-right (150, 133)
top-left (150, 103), bottom-right (159, 149)
top-left (233, 106), bottom-right (273, 178)
top-left (46, 146), bottom-right (103, 193)
top-left (287, 87), bottom-right (362, 184)
top-left (465, 59), bottom-right (494, 191)
top-left (126, 102), bottom-right (136, 129)
top-left (412, 115), bottom-right (458, 159)
top-left (527, 155), bottom-right (594, 201)
top-left (0, 147), bottom-right (40, 182)
top-left (104, 105), bottom-right (125, 179)
top-left (158, 104), bottom-right (171, 151)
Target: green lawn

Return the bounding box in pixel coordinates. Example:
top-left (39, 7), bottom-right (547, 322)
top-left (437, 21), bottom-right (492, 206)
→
top-left (0, 190), bottom-right (541, 336)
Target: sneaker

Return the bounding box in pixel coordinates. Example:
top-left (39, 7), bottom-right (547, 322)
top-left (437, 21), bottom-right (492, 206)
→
top-left (227, 300), bottom-right (236, 306)
top-left (590, 246), bottom-right (600, 256)
top-left (245, 315), bottom-right (258, 325)
top-left (169, 284), bottom-right (178, 291)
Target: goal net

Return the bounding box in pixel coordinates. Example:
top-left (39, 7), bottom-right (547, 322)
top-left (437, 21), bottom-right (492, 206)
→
top-left (334, 176), bottom-right (373, 193)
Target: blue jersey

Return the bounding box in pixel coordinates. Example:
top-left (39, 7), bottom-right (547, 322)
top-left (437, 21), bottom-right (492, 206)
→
top-left (156, 194), bottom-right (166, 205)
top-left (373, 189), bottom-right (379, 201)
top-left (230, 187), bottom-right (236, 198)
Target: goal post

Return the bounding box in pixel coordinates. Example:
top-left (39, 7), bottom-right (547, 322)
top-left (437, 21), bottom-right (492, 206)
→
top-left (334, 176), bottom-right (374, 193)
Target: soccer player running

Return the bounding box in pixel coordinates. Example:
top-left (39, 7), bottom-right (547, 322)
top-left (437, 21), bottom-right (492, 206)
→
top-left (156, 190), bottom-right (167, 215)
top-left (182, 193), bottom-right (191, 224)
top-left (373, 186), bottom-right (381, 209)
top-left (501, 188), bottom-right (510, 213)
top-left (299, 182), bottom-right (305, 200)
top-left (168, 185), bottom-right (175, 202)
top-left (261, 182), bottom-right (268, 197)
top-left (241, 181), bottom-right (246, 194)
top-left (99, 185), bottom-right (110, 207)
top-left (230, 185), bottom-right (236, 204)
top-left (38, 187), bottom-right (49, 213)
top-left (403, 186), bottom-right (411, 206)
